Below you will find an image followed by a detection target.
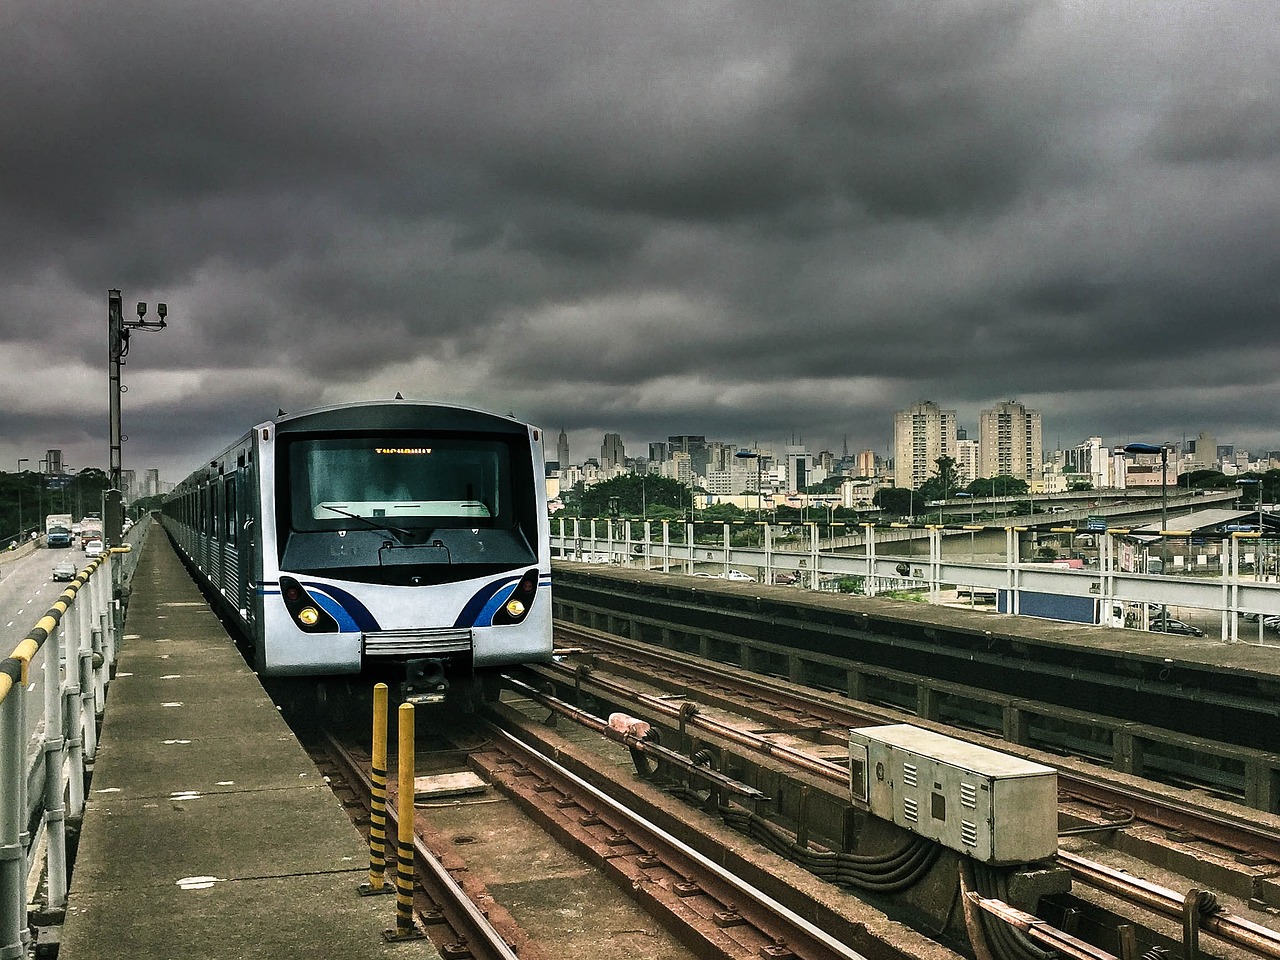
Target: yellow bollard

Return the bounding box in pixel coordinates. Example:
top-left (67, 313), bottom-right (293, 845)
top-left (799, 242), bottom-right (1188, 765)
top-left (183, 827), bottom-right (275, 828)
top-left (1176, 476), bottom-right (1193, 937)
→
top-left (358, 683), bottom-right (392, 896)
top-left (383, 701), bottom-right (423, 941)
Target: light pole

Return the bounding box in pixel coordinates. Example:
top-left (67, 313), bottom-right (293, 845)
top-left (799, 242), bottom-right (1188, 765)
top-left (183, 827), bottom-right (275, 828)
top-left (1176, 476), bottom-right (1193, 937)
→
top-left (16, 458), bottom-right (28, 538)
top-left (735, 450), bottom-right (763, 521)
top-left (956, 491), bottom-right (975, 561)
top-left (38, 458), bottom-right (46, 528)
top-left (109, 289), bottom-right (170, 545)
top-left (1123, 442), bottom-right (1169, 569)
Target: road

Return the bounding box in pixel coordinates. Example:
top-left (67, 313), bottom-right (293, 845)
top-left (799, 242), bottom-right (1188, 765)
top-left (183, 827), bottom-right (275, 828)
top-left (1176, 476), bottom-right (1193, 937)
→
top-left (1, 544), bottom-right (82, 756)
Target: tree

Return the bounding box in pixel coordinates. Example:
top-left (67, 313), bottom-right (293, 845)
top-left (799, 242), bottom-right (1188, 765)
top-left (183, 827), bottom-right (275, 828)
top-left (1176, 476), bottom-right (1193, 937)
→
top-left (918, 456), bottom-right (960, 502)
top-left (873, 487), bottom-right (914, 517)
top-left (969, 475), bottom-right (1027, 497)
top-left (578, 474), bottom-right (694, 518)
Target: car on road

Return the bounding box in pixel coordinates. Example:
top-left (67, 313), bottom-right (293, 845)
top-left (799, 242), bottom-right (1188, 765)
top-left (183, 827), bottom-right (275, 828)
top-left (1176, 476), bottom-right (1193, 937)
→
top-left (52, 559), bottom-right (77, 582)
top-left (1148, 617), bottom-right (1205, 637)
top-left (723, 569), bottom-right (755, 582)
top-left (83, 539), bottom-right (105, 559)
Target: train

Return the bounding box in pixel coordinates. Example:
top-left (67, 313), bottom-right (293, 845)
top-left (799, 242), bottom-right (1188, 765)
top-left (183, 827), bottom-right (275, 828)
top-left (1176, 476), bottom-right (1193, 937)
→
top-left (160, 399), bottom-right (552, 703)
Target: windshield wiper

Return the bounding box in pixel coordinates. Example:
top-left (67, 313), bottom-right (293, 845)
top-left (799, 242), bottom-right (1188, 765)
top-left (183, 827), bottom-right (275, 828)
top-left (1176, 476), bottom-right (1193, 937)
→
top-left (317, 504), bottom-right (415, 541)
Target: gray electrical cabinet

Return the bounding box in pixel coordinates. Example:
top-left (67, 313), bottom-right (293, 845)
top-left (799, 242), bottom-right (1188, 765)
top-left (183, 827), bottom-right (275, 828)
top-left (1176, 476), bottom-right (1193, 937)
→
top-left (849, 724), bottom-right (1058, 865)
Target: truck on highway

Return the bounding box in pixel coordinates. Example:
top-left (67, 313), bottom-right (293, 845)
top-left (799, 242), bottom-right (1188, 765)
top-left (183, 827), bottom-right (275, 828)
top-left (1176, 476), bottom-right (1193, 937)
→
top-left (78, 517), bottom-right (104, 550)
top-left (997, 590), bottom-right (1123, 627)
top-left (45, 514), bottom-right (73, 548)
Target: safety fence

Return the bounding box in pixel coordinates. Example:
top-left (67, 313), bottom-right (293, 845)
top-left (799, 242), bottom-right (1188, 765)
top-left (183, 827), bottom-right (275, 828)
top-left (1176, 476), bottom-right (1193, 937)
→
top-left (552, 518), bottom-right (1280, 642)
top-left (0, 520), bottom-right (147, 959)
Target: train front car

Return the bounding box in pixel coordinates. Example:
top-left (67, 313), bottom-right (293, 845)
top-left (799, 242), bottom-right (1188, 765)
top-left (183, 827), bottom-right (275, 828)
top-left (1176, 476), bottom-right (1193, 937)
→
top-left (261, 401), bottom-right (551, 702)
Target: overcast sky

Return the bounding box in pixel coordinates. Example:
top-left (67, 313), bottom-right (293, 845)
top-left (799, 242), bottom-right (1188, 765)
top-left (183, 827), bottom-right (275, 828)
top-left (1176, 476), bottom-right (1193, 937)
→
top-left (3, 1), bottom-right (1278, 484)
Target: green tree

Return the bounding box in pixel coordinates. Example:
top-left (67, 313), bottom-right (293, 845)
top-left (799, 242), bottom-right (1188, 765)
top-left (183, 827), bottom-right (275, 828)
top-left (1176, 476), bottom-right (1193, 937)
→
top-left (578, 474), bottom-right (694, 518)
top-left (873, 487), bottom-right (914, 517)
top-left (918, 456), bottom-right (960, 502)
top-left (968, 475), bottom-right (1028, 497)
top-left (1179, 469), bottom-right (1230, 490)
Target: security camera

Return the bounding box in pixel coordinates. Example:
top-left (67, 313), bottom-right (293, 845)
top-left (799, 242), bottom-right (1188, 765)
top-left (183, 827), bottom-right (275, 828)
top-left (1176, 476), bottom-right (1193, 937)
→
top-left (136, 301), bottom-right (147, 318)
top-left (157, 302), bottom-right (167, 320)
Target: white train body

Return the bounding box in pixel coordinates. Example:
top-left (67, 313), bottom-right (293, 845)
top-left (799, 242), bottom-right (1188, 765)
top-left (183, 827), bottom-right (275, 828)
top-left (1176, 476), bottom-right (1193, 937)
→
top-left (160, 400), bottom-right (552, 690)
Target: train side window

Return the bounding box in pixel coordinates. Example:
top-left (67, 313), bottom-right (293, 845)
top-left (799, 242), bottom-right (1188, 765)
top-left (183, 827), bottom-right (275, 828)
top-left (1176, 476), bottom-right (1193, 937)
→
top-left (212, 480), bottom-right (222, 539)
top-left (225, 478), bottom-right (238, 544)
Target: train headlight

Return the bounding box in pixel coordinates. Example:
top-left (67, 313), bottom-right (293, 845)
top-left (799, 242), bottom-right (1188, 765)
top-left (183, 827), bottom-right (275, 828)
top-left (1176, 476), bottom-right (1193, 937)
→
top-left (278, 575), bottom-right (340, 633)
top-left (493, 568), bottom-right (540, 625)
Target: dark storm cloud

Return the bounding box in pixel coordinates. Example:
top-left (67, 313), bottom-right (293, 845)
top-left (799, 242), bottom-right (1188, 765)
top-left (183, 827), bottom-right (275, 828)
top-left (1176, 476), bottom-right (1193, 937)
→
top-left (2, 0), bottom-right (1279, 480)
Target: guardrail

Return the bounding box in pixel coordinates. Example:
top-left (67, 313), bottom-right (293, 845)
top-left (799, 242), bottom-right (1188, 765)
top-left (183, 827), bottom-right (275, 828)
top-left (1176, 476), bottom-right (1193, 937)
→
top-left (552, 518), bottom-right (1280, 643)
top-left (0, 518), bottom-right (148, 959)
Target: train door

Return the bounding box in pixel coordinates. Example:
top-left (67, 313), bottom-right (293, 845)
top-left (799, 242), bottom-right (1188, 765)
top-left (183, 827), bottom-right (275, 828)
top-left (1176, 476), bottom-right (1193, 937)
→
top-left (233, 466), bottom-right (253, 625)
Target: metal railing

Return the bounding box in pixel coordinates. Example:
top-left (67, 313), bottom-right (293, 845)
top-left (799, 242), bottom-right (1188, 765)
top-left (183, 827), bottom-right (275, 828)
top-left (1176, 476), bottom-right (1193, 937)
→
top-left (0, 518), bottom-right (147, 959)
top-left (552, 518), bottom-right (1280, 643)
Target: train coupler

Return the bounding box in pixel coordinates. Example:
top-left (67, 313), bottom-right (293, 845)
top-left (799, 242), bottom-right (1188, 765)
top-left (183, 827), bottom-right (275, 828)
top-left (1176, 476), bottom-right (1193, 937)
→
top-left (401, 657), bottom-right (448, 704)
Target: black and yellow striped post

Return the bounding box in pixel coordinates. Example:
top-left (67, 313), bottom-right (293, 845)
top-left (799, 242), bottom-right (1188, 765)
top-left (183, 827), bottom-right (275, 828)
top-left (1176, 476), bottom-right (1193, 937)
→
top-left (383, 701), bottom-right (423, 941)
top-left (358, 683), bottom-right (392, 896)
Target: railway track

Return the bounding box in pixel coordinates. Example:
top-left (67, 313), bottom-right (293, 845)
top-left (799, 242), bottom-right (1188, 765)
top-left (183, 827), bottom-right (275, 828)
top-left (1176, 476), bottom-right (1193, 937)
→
top-left (537, 622), bottom-right (1280, 959)
top-left (305, 712), bottom-right (917, 960)
top-left (552, 623), bottom-right (1280, 870)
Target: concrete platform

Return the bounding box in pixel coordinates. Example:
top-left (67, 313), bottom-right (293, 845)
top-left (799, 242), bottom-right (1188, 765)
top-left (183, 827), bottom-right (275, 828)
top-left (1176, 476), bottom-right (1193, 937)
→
top-left (58, 532), bottom-right (419, 959)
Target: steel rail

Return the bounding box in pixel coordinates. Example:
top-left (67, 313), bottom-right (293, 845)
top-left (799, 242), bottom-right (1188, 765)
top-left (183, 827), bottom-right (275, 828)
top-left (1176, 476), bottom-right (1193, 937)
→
top-left (557, 625), bottom-right (1280, 862)
top-left (486, 723), bottom-right (870, 960)
top-left (321, 732), bottom-right (520, 960)
top-left (534, 659), bottom-right (844, 783)
top-left (541, 634), bottom-right (1280, 960)
top-left (1059, 850), bottom-right (1280, 959)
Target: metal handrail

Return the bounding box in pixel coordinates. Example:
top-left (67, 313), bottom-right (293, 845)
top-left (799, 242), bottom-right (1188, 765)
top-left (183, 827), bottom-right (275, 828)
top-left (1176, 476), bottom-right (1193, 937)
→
top-left (0, 518), bottom-right (148, 959)
top-left (552, 519), bottom-right (1280, 641)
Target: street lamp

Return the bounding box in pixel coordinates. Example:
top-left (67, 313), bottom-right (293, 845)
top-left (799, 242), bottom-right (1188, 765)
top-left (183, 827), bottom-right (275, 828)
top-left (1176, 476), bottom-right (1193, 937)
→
top-left (1123, 442), bottom-right (1169, 567)
top-left (1235, 477), bottom-right (1263, 531)
top-left (16, 458), bottom-right (28, 538)
top-left (735, 449), bottom-right (763, 521)
top-left (109, 289), bottom-right (171, 545)
top-left (956, 491), bottom-right (975, 561)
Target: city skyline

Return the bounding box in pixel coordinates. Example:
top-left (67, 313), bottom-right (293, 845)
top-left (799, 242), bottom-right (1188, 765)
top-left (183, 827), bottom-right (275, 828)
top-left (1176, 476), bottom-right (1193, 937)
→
top-left (3, 4), bottom-right (1278, 481)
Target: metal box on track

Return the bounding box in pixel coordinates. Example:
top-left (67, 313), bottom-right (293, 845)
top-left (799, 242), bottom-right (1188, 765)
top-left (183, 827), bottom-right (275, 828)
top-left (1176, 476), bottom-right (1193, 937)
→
top-left (849, 724), bottom-right (1058, 865)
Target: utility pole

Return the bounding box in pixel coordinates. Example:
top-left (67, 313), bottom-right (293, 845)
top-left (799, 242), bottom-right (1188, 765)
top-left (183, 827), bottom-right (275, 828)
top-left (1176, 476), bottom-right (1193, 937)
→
top-left (108, 289), bottom-right (169, 545)
top-left (16, 458), bottom-right (28, 538)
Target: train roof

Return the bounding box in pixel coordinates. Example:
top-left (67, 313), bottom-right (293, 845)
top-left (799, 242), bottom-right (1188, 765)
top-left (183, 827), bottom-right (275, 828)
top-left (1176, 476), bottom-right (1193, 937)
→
top-left (166, 399), bottom-right (541, 494)
top-left (265, 398), bottom-right (535, 434)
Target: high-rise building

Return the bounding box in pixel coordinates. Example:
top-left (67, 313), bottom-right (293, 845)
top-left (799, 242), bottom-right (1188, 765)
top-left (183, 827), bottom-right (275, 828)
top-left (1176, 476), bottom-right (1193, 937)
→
top-left (668, 436), bottom-right (710, 476)
top-left (1060, 437), bottom-right (1109, 489)
top-left (855, 450), bottom-right (877, 478)
top-left (45, 449), bottom-right (63, 474)
top-left (1188, 432), bottom-right (1218, 470)
top-left (121, 469), bottom-right (137, 500)
top-left (893, 401), bottom-right (957, 489)
top-left (145, 468), bottom-right (161, 498)
top-left (600, 433), bottom-right (625, 470)
top-left (778, 442), bottom-right (808, 488)
top-left (955, 438), bottom-right (979, 486)
top-left (978, 400), bottom-right (1042, 484)
top-left (648, 441), bottom-right (669, 464)
top-left (556, 429), bottom-right (570, 470)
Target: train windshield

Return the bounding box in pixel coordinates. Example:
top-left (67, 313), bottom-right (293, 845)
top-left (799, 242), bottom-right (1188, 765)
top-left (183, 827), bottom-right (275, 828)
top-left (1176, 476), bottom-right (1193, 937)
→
top-left (287, 436), bottom-right (515, 533)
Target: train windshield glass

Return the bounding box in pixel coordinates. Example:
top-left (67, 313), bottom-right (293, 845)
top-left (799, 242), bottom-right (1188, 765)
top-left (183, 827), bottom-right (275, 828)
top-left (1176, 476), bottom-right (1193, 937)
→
top-left (288, 436), bottom-right (515, 533)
